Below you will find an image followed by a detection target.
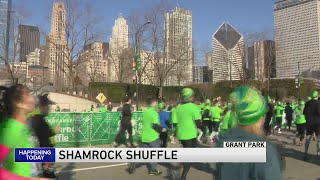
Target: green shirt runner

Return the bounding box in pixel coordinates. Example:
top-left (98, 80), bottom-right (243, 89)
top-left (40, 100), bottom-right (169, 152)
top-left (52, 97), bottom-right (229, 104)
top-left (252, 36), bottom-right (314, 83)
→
top-left (202, 105), bottom-right (211, 121)
top-left (141, 107), bottom-right (160, 143)
top-left (295, 107), bottom-right (306, 124)
top-left (0, 118), bottom-right (37, 178)
top-left (211, 105), bottom-right (223, 122)
top-left (176, 102), bottom-right (201, 140)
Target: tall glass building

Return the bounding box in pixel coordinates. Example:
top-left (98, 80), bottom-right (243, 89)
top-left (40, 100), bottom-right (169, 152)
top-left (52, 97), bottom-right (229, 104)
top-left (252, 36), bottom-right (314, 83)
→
top-left (0, 0), bottom-right (12, 63)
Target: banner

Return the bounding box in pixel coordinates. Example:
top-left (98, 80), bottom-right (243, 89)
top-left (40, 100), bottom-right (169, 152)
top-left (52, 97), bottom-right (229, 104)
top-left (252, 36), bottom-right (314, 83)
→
top-left (46, 112), bottom-right (143, 147)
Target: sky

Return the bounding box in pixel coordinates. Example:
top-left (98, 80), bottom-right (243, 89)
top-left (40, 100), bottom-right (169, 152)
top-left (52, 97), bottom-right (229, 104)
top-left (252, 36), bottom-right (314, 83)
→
top-left (14, 0), bottom-right (275, 61)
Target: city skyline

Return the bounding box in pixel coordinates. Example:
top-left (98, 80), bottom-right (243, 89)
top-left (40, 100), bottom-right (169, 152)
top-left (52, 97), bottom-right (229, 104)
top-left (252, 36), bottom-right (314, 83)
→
top-left (15, 0), bottom-right (274, 56)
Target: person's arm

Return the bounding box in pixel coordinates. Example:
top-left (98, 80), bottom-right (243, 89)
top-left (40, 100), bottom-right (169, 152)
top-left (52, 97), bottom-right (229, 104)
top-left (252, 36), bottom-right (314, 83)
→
top-left (193, 105), bottom-right (202, 129)
top-left (152, 111), bottom-right (164, 133)
top-left (0, 145), bottom-right (33, 180)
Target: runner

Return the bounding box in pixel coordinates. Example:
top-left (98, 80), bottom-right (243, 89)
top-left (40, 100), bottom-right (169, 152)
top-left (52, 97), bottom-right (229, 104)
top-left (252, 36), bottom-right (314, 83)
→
top-left (175, 88), bottom-right (202, 180)
top-left (285, 102), bottom-right (294, 130)
top-left (294, 100), bottom-right (306, 146)
top-left (99, 103), bottom-right (107, 112)
top-left (264, 96), bottom-right (274, 136)
top-left (128, 97), bottom-right (165, 175)
top-left (303, 90), bottom-right (320, 159)
top-left (112, 96), bottom-right (134, 147)
top-left (169, 101), bottom-right (179, 144)
top-left (215, 86), bottom-right (282, 180)
top-left (209, 101), bottom-right (223, 142)
top-left (274, 101), bottom-right (285, 134)
top-left (219, 104), bottom-right (232, 134)
top-left (202, 99), bottom-right (212, 142)
top-left (30, 94), bottom-right (58, 179)
top-left (0, 85), bottom-right (45, 179)
top-left (158, 102), bottom-right (170, 147)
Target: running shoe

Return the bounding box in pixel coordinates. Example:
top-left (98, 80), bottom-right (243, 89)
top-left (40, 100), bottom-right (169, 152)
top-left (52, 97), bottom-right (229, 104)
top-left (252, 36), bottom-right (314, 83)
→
top-left (149, 170), bottom-right (162, 176)
top-left (127, 163), bottom-right (136, 174)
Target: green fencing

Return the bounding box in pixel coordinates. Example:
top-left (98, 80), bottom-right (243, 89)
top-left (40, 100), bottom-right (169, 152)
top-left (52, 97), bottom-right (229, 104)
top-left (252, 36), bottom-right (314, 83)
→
top-left (46, 112), bottom-right (143, 147)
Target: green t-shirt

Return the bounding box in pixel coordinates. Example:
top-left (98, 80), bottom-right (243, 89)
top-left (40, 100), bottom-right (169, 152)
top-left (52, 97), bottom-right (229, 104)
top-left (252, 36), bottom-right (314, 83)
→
top-left (295, 107), bottom-right (306, 124)
top-left (0, 118), bottom-right (34, 177)
top-left (210, 105), bottom-right (223, 122)
top-left (176, 102), bottom-right (201, 140)
top-left (141, 107), bottom-right (160, 143)
top-left (274, 105), bottom-right (284, 117)
top-left (171, 107), bottom-right (178, 124)
top-left (202, 105), bottom-right (211, 121)
top-left (100, 106), bottom-right (107, 112)
top-left (221, 111), bottom-right (231, 130)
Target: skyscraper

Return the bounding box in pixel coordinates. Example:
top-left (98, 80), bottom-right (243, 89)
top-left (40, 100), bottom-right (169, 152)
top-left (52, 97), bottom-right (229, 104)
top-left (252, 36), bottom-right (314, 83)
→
top-left (165, 7), bottom-right (192, 86)
top-left (46, 1), bottom-right (68, 89)
top-left (274, 0), bottom-right (320, 78)
top-left (18, 25), bottom-right (40, 62)
top-left (78, 42), bottom-right (109, 86)
top-left (0, 0), bottom-right (13, 63)
top-left (109, 15), bottom-right (128, 82)
top-left (248, 40), bottom-right (276, 81)
top-left (211, 22), bottom-right (244, 84)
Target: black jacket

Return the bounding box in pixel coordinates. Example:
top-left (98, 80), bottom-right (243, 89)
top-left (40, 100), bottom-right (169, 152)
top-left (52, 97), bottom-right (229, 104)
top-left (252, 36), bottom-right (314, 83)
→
top-left (285, 105), bottom-right (293, 119)
top-left (121, 104), bottom-right (132, 124)
top-left (266, 102), bottom-right (274, 119)
top-left (303, 99), bottom-right (320, 125)
top-left (31, 114), bottom-right (55, 147)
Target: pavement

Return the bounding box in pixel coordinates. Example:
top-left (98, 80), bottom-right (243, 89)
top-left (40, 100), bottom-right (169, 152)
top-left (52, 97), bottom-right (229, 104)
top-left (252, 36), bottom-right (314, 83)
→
top-left (55, 130), bottom-right (320, 180)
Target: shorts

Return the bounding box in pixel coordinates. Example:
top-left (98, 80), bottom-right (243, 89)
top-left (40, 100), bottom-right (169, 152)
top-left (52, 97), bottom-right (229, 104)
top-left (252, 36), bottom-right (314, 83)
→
top-left (306, 124), bottom-right (320, 136)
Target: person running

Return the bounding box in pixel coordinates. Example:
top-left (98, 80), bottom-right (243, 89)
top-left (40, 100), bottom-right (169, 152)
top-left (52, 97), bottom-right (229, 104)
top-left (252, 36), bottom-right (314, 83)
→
top-left (99, 103), bottom-right (107, 112)
top-left (113, 96), bottom-right (134, 147)
top-left (30, 94), bottom-right (58, 178)
top-left (215, 86), bottom-right (282, 180)
top-left (209, 102), bottom-right (223, 142)
top-left (107, 102), bottom-right (113, 112)
top-left (175, 88), bottom-right (202, 180)
top-left (0, 85), bottom-right (45, 179)
top-left (169, 102), bottom-right (179, 144)
top-left (303, 91), bottom-right (320, 158)
top-left (274, 101), bottom-right (285, 134)
top-left (219, 104), bottom-right (232, 134)
top-left (128, 97), bottom-right (165, 176)
top-left (158, 102), bottom-right (170, 147)
top-left (285, 102), bottom-right (294, 130)
top-left (202, 99), bottom-right (212, 142)
top-left (294, 100), bottom-right (306, 146)
top-left (264, 96), bottom-right (274, 136)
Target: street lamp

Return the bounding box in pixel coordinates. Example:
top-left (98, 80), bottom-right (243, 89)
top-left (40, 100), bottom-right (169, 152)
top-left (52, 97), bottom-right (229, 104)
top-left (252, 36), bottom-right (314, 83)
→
top-left (134, 21), bottom-right (151, 111)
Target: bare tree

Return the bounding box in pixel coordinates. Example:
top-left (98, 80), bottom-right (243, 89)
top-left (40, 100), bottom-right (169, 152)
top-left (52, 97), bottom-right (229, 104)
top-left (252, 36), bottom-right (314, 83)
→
top-left (127, 1), bottom-right (193, 97)
top-left (0, 11), bottom-right (29, 84)
top-left (45, 0), bottom-right (105, 90)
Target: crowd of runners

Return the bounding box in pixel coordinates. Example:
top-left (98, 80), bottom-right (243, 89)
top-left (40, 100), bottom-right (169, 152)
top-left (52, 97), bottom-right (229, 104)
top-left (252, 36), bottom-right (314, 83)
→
top-left (0, 83), bottom-right (319, 180)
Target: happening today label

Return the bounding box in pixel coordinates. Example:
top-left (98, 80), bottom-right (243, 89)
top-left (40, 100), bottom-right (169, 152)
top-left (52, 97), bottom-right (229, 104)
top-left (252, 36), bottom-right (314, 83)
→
top-left (15, 148), bottom-right (55, 162)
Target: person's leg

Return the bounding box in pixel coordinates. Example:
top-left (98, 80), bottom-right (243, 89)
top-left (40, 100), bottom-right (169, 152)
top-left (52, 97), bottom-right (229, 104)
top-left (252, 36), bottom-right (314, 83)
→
top-left (277, 117), bottom-right (282, 133)
top-left (126, 123), bottom-right (134, 147)
top-left (287, 118), bottom-right (292, 130)
top-left (180, 139), bottom-right (197, 180)
top-left (113, 125), bottom-right (126, 146)
top-left (148, 139), bottom-right (161, 173)
top-left (315, 125), bottom-right (320, 156)
top-left (162, 132), bottom-right (168, 148)
top-left (160, 132), bottom-right (167, 148)
top-left (304, 124), bottom-right (313, 158)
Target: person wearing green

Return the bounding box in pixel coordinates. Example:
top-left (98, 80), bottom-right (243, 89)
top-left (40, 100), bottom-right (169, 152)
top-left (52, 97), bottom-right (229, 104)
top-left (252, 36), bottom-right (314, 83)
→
top-left (220, 105), bottom-right (232, 134)
top-left (176, 88), bottom-right (202, 180)
top-left (99, 104), bottom-right (107, 112)
top-left (128, 97), bottom-right (164, 176)
top-left (294, 101), bottom-right (306, 146)
top-left (215, 86), bottom-right (282, 180)
top-left (274, 101), bottom-right (285, 133)
top-left (0, 84), bottom-right (42, 179)
top-left (169, 102), bottom-right (179, 144)
top-left (209, 102), bottom-right (223, 141)
top-left (202, 99), bottom-right (212, 140)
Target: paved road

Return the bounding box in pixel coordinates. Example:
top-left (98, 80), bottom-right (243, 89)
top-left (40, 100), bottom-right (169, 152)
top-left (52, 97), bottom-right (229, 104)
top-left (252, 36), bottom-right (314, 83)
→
top-left (55, 130), bottom-right (320, 180)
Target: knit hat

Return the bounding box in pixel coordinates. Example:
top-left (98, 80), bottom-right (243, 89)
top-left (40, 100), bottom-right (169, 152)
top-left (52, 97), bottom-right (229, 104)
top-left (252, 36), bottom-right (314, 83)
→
top-left (277, 101), bottom-right (281, 106)
top-left (158, 102), bottom-right (165, 110)
top-left (299, 100), bottom-right (305, 106)
top-left (181, 88), bottom-right (194, 100)
top-left (265, 96), bottom-right (271, 103)
top-left (307, 96), bottom-right (311, 101)
top-left (311, 91), bottom-right (319, 99)
top-left (205, 99), bottom-right (211, 105)
top-left (229, 86), bottom-right (266, 126)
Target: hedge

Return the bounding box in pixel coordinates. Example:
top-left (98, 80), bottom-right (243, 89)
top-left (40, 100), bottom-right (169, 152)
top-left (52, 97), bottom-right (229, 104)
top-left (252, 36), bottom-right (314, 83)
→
top-left (88, 79), bottom-right (318, 103)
